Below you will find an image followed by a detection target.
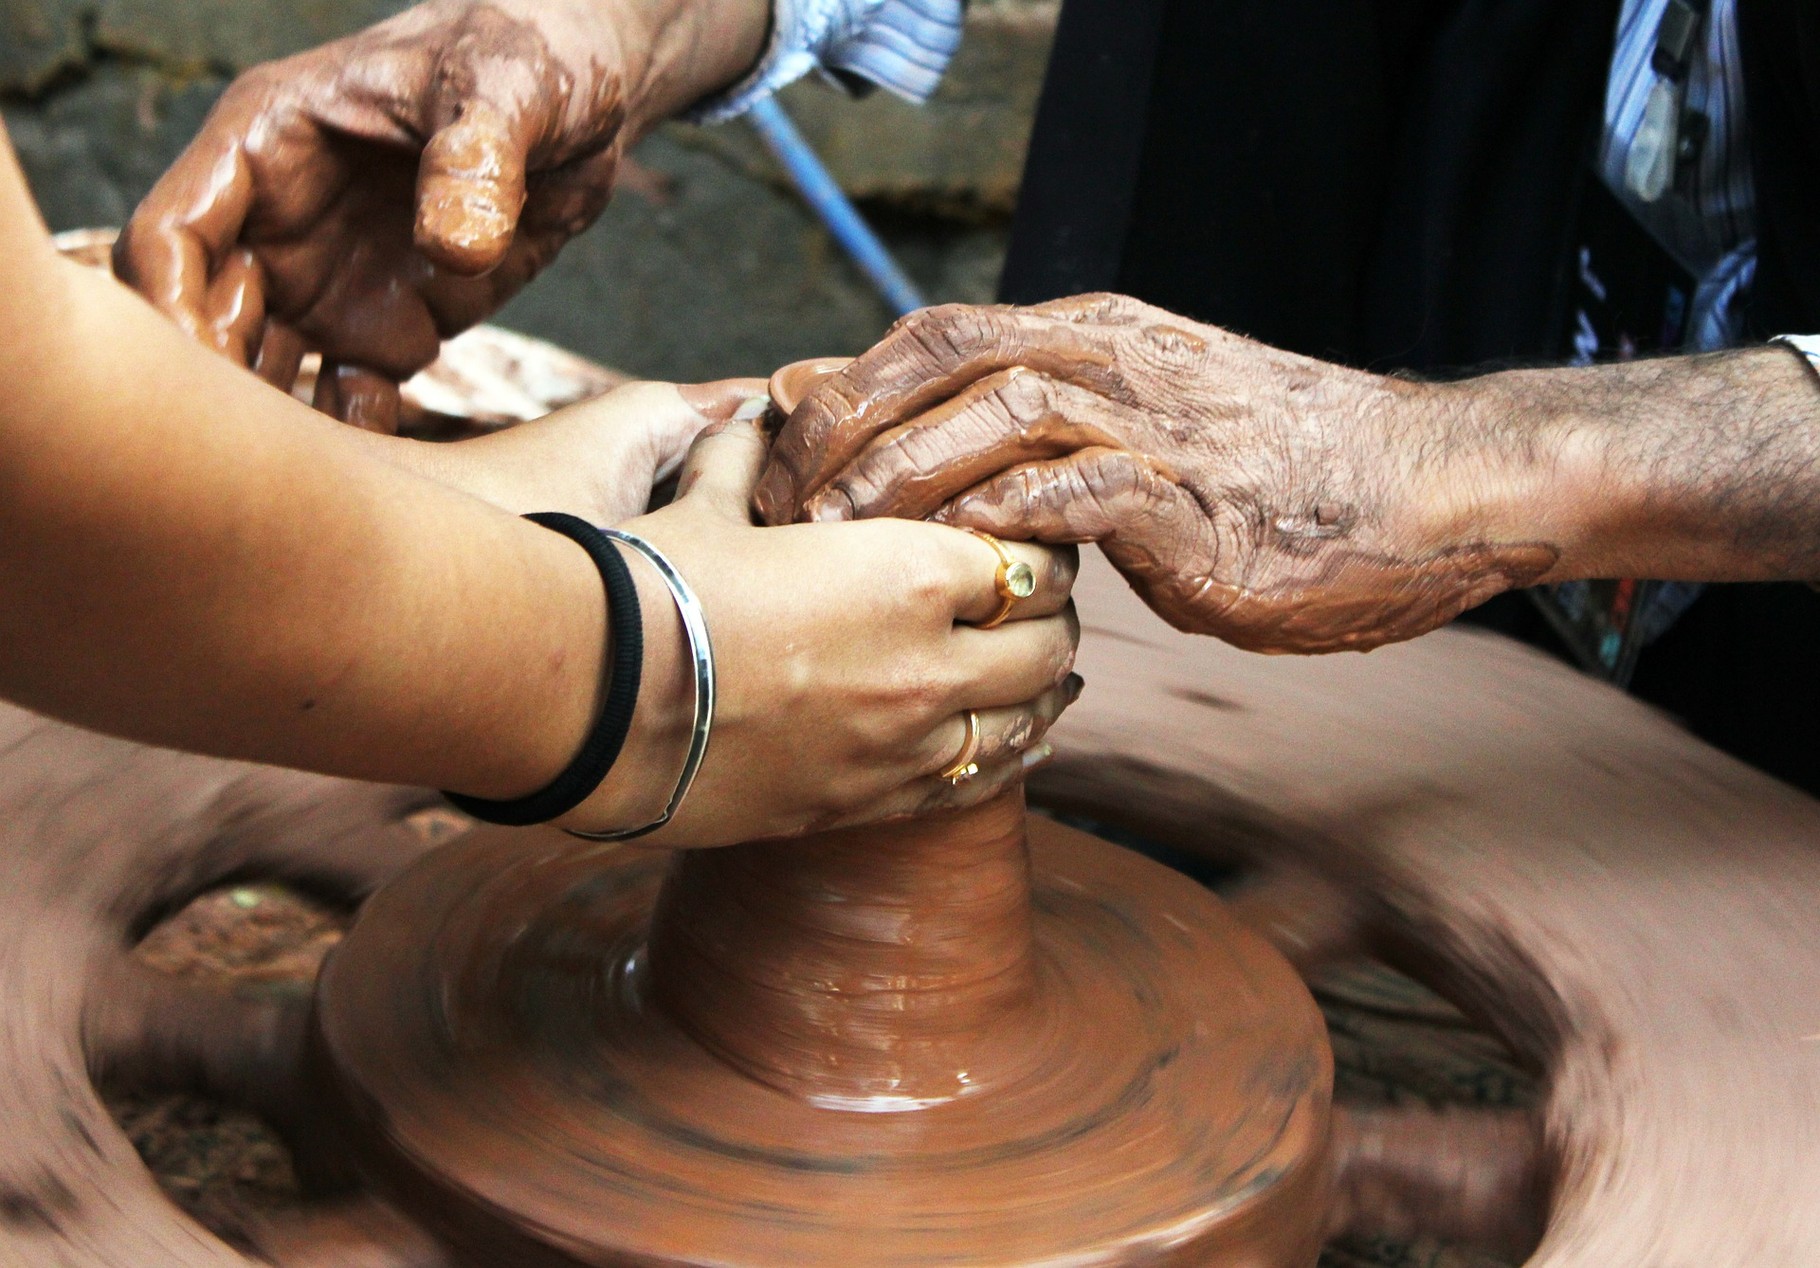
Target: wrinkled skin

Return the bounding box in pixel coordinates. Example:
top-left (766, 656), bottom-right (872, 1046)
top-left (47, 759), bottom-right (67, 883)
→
top-left (757, 294), bottom-right (1559, 654)
top-left (596, 419), bottom-right (1084, 845)
top-left (116, 0), bottom-right (765, 432)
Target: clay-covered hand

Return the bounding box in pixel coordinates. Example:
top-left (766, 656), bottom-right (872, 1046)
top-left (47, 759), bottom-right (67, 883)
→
top-left (567, 419), bottom-right (1083, 847)
top-left (756, 294), bottom-right (1560, 653)
top-left (383, 378), bottom-right (769, 525)
top-left (114, 0), bottom-right (765, 432)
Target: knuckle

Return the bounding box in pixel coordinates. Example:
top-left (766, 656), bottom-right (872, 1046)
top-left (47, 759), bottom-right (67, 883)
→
top-left (1075, 292), bottom-right (1131, 318)
top-left (903, 303), bottom-right (1010, 365)
top-left (901, 552), bottom-right (956, 614)
top-left (1048, 612), bottom-right (1082, 679)
top-left (899, 666), bottom-right (959, 721)
top-left (852, 705), bottom-right (918, 760)
top-left (1036, 293), bottom-right (1126, 324)
top-left (992, 370), bottom-right (1057, 428)
top-left (1038, 544), bottom-right (1079, 597)
top-left (1140, 323), bottom-right (1211, 360)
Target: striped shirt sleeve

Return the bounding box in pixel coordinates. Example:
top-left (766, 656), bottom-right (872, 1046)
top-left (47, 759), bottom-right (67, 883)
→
top-left (689, 0), bottom-right (966, 124)
top-left (1773, 334), bottom-right (1820, 382)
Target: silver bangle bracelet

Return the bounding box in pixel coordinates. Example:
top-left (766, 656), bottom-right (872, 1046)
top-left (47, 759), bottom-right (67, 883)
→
top-left (565, 529), bottom-right (715, 842)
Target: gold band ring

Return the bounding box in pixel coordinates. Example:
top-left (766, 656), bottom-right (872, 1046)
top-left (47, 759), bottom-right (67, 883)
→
top-left (964, 529), bottom-right (1037, 629)
top-left (938, 710), bottom-right (983, 784)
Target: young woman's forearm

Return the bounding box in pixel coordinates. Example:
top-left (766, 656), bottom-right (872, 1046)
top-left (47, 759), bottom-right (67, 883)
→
top-left (0, 238), bottom-right (606, 800)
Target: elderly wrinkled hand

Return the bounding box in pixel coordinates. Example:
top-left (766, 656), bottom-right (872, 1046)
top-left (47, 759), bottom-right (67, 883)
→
top-left (587, 418), bottom-right (1082, 845)
top-left (757, 293), bottom-right (1560, 653)
top-left (114, 0), bottom-right (763, 432)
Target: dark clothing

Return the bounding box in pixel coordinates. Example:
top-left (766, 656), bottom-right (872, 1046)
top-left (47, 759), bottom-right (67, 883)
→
top-left (1001, 0), bottom-right (1820, 794)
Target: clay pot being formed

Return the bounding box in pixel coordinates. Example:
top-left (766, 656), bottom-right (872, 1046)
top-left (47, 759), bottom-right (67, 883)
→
top-left (5, 302), bottom-right (1818, 1267)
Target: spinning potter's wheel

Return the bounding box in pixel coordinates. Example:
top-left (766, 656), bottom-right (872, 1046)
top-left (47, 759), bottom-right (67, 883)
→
top-left (316, 797), bottom-right (1331, 1264)
top-left (4, 283), bottom-right (1820, 1264)
top-left (308, 362), bottom-right (1332, 1266)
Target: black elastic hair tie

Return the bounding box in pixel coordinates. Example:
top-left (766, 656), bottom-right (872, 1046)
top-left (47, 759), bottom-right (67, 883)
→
top-left (445, 512), bottom-right (642, 827)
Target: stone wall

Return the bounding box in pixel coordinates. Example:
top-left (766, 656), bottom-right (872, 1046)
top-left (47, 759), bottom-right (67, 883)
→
top-left (1, 0), bottom-right (1056, 381)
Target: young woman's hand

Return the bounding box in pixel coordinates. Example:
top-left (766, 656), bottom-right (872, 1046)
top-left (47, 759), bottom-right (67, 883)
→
top-left (374, 378), bottom-right (769, 525)
top-left (564, 419), bottom-right (1083, 847)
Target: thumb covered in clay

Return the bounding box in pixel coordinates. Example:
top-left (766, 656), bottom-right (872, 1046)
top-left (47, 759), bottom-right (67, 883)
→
top-left (415, 97), bottom-right (538, 277)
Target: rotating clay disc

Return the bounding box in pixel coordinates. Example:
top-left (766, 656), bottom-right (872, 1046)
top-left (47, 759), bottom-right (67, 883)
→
top-left (313, 798), bottom-right (1332, 1266)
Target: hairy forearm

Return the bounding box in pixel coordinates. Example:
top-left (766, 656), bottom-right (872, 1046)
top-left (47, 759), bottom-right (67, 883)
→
top-left (0, 252), bottom-right (603, 801)
top-left (1448, 347), bottom-right (1820, 584)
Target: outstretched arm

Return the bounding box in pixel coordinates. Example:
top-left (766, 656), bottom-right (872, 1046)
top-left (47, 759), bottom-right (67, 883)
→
top-left (1, 130), bottom-right (606, 800)
top-left (758, 294), bottom-right (1820, 652)
top-left (1, 131), bottom-right (1081, 845)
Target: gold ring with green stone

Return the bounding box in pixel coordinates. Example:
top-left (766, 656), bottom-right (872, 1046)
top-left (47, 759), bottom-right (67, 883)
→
top-left (963, 528), bottom-right (1038, 629)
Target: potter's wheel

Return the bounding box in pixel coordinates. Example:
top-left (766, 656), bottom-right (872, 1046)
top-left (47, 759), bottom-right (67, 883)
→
top-left (4, 260), bottom-right (1820, 1264)
top-left (314, 798), bottom-right (1331, 1266)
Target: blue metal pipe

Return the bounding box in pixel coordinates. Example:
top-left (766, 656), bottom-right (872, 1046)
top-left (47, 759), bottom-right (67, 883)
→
top-left (747, 95), bottom-right (929, 318)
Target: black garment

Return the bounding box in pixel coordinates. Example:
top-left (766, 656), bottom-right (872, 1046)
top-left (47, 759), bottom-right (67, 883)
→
top-left (1001, 0), bottom-right (1820, 795)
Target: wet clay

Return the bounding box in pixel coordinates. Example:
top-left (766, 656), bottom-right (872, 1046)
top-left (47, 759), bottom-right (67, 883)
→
top-left (112, 0), bottom-right (768, 429)
top-left (1037, 552), bottom-right (1820, 1264)
top-left (754, 298), bottom-right (1560, 653)
top-left (308, 354), bottom-right (1328, 1263)
top-left (10, 313), bottom-right (1820, 1265)
top-left (768, 356), bottom-right (853, 416)
top-left (314, 794), bottom-right (1334, 1266)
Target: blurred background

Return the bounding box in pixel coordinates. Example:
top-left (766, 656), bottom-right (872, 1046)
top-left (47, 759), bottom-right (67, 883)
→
top-left (1, 0), bottom-right (1057, 381)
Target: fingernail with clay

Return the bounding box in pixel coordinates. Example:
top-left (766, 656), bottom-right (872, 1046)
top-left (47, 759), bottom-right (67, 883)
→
top-left (1021, 742), bottom-right (1056, 772)
top-left (808, 487), bottom-right (857, 522)
top-left (754, 470), bottom-right (794, 523)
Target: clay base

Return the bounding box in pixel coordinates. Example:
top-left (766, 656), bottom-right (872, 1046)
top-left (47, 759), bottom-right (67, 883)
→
top-left (313, 817), bottom-right (1333, 1266)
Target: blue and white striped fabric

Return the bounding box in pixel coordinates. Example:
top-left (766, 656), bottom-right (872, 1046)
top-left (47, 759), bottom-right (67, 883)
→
top-left (692, 0), bottom-right (966, 124)
top-left (1562, 0), bottom-right (1757, 652)
top-left (1596, 0), bottom-right (1755, 353)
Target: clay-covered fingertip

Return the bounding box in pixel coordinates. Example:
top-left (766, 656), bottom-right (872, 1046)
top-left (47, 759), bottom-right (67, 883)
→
top-left (414, 202), bottom-right (514, 277)
top-left (752, 472), bottom-right (795, 527)
top-left (806, 487), bottom-right (857, 523)
top-left (935, 493), bottom-right (987, 527)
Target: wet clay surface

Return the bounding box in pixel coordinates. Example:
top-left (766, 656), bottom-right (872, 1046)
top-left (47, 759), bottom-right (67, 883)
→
top-left (756, 300), bottom-right (1558, 653)
top-left (96, 857), bottom-right (1535, 1268)
top-left (316, 797), bottom-right (1334, 1266)
top-left (107, 852), bottom-right (1525, 1268)
top-left (13, 562), bottom-right (1820, 1264)
top-left (1035, 552), bottom-right (1820, 1265)
top-left (6, 303), bottom-right (1817, 1264)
